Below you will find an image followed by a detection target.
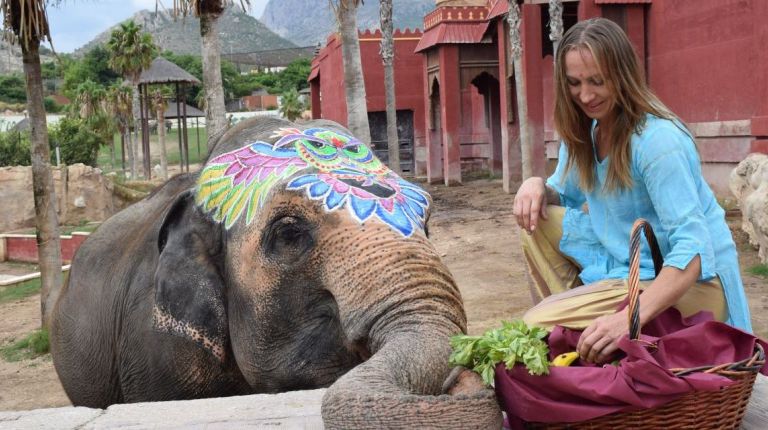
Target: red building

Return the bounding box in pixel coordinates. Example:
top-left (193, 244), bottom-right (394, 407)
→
top-left (310, 0), bottom-right (768, 196)
top-left (309, 29), bottom-right (425, 173)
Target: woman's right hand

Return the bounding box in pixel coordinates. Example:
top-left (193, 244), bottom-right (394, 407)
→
top-left (513, 177), bottom-right (549, 234)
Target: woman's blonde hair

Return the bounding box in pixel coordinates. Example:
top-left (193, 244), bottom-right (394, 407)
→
top-left (553, 18), bottom-right (681, 192)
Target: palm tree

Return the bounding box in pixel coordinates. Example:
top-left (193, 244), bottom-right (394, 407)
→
top-left (508, 1), bottom-right (532, 180)
top-left (106, 21), bottom-right (157, 178)
top-left (167, 1), bottom-right (250, 150)
top-left (330, 0), bottom-right (372, 147)
top-left (549, 0), bottom-right (564, 63)
top-left (1, 0), bottom-right (62, 329)
top-left (379, 0), bottom-right (400, 173)
top-left (151, 89), bottom-right (168, 180)
top-left (73, 80), bottom-right (115, 167)
top-left (108, 83), bottom-right (135, 175)
top-left (279, 87), bottom-right (304, 121)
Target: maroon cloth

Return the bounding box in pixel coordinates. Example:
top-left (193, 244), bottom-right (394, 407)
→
top-left (495, 308), bottom-right (768, 429)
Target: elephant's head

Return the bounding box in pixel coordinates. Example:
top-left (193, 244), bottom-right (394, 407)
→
top-left (154, 117), bottom-right (501, 428)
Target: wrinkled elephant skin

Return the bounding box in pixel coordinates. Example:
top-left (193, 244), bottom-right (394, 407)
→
top-left (51, 117), bottom-right (502, 428)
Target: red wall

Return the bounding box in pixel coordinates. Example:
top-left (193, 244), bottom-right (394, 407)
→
top-left (646, 0), bottom-right (764, 122)
top-left (310, 29), bottom-right (426, 147)
top-left (3, 233), bottom-right (89, 264)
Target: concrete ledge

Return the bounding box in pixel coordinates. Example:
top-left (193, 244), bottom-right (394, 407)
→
top-left (0, 265), bottom-right (71, 287)
top-left (0, 389), bottom-right (327, 430)
top-left (0, 377), bottom-right (765, 429)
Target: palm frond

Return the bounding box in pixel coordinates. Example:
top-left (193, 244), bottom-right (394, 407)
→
top-left (0, 0), bottom-right (51, 47)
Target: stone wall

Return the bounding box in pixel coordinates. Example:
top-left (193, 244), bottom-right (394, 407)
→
top-left (730, 153), bottom-right (768, 264)
top-left (0, 164), bottom-right (120, 233)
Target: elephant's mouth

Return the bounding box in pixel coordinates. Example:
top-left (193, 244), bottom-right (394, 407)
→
top-left (338, 177), bottom-right (396, 199)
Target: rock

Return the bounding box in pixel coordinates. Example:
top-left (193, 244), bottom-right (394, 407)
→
top-left (0, 164), bottom-right (120, 232)
top-left (731, 153), bottom-right (768, 264)
top-left (729, 153), bottom-right (768, 201)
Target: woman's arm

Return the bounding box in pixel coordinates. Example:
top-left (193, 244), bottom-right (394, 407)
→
top-left (576, 255), bottom-right (701, 363)
top-left (513, 177), bottom-right (562, 233)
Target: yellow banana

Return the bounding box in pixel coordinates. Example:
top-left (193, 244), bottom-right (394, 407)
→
top-left (551, 351), bottom-right (580, 367)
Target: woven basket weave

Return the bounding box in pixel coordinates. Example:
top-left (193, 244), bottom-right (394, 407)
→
top-left (526, 219), bottom-right (765, 430)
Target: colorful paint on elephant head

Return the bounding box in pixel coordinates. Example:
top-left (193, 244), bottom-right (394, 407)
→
top-left (195, 127), bottom-right (431, 237)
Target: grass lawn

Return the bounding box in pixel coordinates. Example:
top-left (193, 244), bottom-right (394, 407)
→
top-left (98, 127), bottom-right (208, 174)
top-left (0, 277), bottom-right (41, 304)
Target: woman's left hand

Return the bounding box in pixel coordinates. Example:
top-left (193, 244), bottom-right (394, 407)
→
top-left (576, 309), bottom-right (629, 364)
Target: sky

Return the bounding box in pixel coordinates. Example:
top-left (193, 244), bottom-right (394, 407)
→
top-left (46, 0), bottom-right (270, 53)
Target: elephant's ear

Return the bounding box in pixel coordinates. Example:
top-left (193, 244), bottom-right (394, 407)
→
top-left (153, 190), bottom-right (229, 362)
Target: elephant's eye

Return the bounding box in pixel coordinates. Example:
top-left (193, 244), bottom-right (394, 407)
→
top-left (262, 215), bottom-right (315, 263)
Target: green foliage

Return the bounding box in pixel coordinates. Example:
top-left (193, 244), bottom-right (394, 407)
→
top-left (0, 130), bottom-right (31, 166)
top-left (49, 116), bottom-right (103, 166)
top-left (0, 329), bottom-right (50, 362)
top-left (747, 264), bottom-right (768, 279)
top-left (0, 277), bottom-right (41, 304)
top-left (276, 58), bottom-right (311, 93)
top-left (279, 88), bottom-right (305, 121)
top-left (62, 47), bottom-right (121, 99)
top-left (0, 74), bottom-right (27, 104)
top-left (44, 96), bottom-right (64, 113)
top-left (449, 320), bottom-right (550, 386)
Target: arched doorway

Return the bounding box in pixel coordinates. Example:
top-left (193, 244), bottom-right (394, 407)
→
top-left (427, 76), bottom-right (444, 182)
top-left (471, 72), bottom-right (502, 175)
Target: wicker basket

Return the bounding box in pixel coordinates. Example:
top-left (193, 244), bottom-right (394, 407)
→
top-left (526, 219), bottom-right (765, 430)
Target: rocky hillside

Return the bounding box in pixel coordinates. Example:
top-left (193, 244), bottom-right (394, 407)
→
top-left (76, 6), bottom-right (296, 56)
top-left (0, 40), bottom-right (56, 75)
top-left (260, 0), bottom-right (434, 47)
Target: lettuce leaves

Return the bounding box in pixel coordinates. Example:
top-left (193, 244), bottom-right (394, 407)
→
top-left (449, 320), bottom-right (550, 386)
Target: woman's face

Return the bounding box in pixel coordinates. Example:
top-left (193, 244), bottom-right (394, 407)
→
top-left (564, 48), bottom-right (616, 123)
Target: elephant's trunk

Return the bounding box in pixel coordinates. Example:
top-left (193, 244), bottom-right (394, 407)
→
top-left (319, 233), bottom-right (502, 428)
top-left (321, 330), bottom-right (502, 429)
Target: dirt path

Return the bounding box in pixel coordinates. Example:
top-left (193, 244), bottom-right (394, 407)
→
top-left (0, 178), bottom-right (765, 411)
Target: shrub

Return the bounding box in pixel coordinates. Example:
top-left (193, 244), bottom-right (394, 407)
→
top-left (0, 130), bottom-right (31, 166)
top-left (49, 116), bottom-right (102, 166)
top-left (44, 96), bottom-right (64, 113)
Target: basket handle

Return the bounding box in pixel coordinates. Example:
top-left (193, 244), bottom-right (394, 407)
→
top-left (627, 219), bottom-right (664, 340)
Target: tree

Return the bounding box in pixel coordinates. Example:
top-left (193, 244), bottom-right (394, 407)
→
top-left (72, 80), bottom-right (115, 167)
top-left (330, 0), bottom-right (371, 147)
top-left (61, 46), bottom-right (121, 99)
top-left (1, 0), bottom-right (63, 329)
top-left (108, 83), bottom-right (135, 174)
top-left (151, 89), bottom-right (168, 180)
top-left (279, 87), bottom-right (304, 121)
top-left (106, 20), bottom-right (157, 179)
top-left (379, 0), bottom-right (400, 173)
top-left (167, 1), bottom-right (250, 150)
top-left (508, 1), bottom-right (532, 180)
top-left (549, 0), bottom-right (564, 63)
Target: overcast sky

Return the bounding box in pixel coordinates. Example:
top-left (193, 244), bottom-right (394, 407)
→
top-left (46, 0), bottom-right (270, 53)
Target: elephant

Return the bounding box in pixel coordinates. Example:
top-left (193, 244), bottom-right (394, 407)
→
top-left (51, 116), bottom-right (502, 428)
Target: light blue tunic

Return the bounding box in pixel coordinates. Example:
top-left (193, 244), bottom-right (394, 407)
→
top-left (547, 114), bottom-right (752, 332)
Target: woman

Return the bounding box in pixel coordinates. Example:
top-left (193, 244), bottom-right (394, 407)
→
top-left (513, 18), bottom-right (752, 364)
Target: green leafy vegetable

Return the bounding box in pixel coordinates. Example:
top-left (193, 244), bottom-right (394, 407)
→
top-left (449, 320), bottom-right (550, 386)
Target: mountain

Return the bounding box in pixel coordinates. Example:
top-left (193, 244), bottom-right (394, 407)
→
top-left (0, 40), bottom-right (56, 75)
top-left (76, 6), bottom-right (297, 57)
top-left (260, 0), bottom-right (435, 47)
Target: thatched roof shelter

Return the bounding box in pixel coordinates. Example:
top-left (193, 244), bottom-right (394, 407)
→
top-left (165, 103), bottom-right (205, 119)
top-left (135, 57), bottom-right (202, 179)
top-left (139, 57), bottom-right (200, 85)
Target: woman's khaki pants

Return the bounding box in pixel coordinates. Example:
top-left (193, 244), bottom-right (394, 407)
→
top-left (520, 206), bottom-right (727, 330)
